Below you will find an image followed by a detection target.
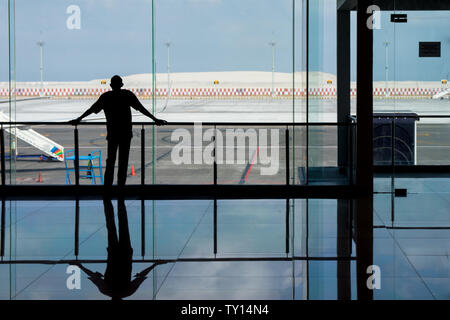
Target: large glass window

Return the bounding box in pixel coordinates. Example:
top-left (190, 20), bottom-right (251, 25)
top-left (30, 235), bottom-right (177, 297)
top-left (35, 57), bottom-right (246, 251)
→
top-left (1, 0), bottom-right (354, 187)
top-left (373, 5), bottom-right (450, 194)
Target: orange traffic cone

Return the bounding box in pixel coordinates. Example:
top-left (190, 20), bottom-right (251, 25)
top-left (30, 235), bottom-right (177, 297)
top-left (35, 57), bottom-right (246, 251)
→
top-left (36, 172), bottom-right (43, 183)
top-left (131, 165), bottom-right (136, 176)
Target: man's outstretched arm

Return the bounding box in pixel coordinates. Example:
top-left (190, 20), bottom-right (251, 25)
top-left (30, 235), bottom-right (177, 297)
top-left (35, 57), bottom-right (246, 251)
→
top-left (68, 108), bottom-right (94, 125)
top-left (131, 95), bottom-right (167, 125)
top-left (68, 99), bottom-right (103, 125)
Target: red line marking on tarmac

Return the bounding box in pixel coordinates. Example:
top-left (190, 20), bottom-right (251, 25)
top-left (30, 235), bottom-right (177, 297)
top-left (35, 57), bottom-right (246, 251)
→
top-left (244, 146), bottom-right (260, 182)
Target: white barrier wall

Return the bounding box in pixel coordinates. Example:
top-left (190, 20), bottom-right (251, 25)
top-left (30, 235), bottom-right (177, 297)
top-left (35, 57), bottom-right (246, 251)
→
top-left (0, 87), bottom-right (445, 98)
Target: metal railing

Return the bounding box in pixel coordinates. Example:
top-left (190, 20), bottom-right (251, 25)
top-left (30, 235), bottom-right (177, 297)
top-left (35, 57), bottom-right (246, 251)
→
top-left (0, 121), bottom-right (357, 187)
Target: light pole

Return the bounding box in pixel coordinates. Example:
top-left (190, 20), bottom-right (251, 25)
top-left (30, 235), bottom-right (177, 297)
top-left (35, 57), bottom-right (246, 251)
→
top-left (37, 39), bottom-right (45, 97)
top-left (268, 41), bottom-right (276, 97)
top-left (383, 41), bottom-right (390, 97)
top-left (165, 41), bottom-right (171, 96)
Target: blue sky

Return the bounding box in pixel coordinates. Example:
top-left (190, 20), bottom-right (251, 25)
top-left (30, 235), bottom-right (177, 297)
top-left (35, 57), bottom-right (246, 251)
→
top-left (0, 0), bottom-right (449, 82)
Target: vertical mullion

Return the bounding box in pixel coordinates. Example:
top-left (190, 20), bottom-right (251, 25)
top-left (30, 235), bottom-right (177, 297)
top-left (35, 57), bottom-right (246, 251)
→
top-left (141, 126), bottom-right (145, 186)
top-left (1, 198), bottom-right (5, 257)
top-left (305, 0), bottom-right (310, 185)
top-left (306, 198), bottom-right (309, 299)
top-left (141, 199), bottom-right (145, 257)
top-left (74, 127), bottom-right (80, 186)
top-left (285, 198), bottom-right (290, 254)
top-left (349, 123), bottom-right (354, 185)
top-left (1, 127), bottom-right (5, 186)
top-left (292, 0), bottom-right (296, 185)
top-left (213, 198), bottom-right (217, 255)
top-left (286, 127), bottom-right (290, 185)
top-left (74, 199), bottom-right (79, 257)
top-left (151, 0), bottom-right (156, 186)
top-left (356, 0), bottom-right (374, 194)
top-left (8, 0), bottom-right (16, 185)
top-left (214, 125), bottom-right (217, 186)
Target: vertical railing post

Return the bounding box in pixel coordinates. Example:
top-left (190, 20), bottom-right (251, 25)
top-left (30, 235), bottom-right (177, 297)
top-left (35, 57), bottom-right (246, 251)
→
top-left (141, 199), bottom-right (145, 257)
top-left (286, 127), bottom-right (290, 186)
top-left (213, 198), bottom-right (217, 255)
top-left (0, 126), bottom-right (5, 186)
top-left (74, 126), bottom-right (80, 186)
top-left (74, 198), bottom-right (80, 258)
top-left (1, 198), bottom-right (5, 257)
top-left (141, 125), bottom-right (145, 186)
top-left (391, 118), bottom-right (395, 167)
top-left (391, 118), bottom-right (395, 223)
top-left (285, 198), bottom-right (290, 254)
top-left (305, 198), bottom-right (310, 299)
top-left (349, 123), bottom-right (354, 185)
top-left (213, 125), bottom-right (217, 186)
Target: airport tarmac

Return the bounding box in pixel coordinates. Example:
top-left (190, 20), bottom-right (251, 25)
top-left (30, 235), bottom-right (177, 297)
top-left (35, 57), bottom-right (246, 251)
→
top-left (2, 96), bottom-right (450, 122)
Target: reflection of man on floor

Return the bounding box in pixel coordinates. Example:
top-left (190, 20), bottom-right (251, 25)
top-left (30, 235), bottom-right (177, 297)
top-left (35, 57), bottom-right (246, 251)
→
top-left (69, 75), bottom-right (167, 186)
top-left (73, 198), bottom-right (157, 300)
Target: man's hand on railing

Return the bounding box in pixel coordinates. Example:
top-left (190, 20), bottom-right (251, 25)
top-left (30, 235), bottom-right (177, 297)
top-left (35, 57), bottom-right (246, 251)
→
top-left (68, 118), bottom-right (81, 126)
top-left (154, 119), bottom-right (168, 126)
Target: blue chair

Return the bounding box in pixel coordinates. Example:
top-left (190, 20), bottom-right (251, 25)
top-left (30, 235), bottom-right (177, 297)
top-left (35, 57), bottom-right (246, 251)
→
top-left (64, 149), bottom-right (104, 185)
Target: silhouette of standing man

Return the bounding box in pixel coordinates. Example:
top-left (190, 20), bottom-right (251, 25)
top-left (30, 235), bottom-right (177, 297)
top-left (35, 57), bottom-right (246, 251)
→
top-left (70, 75), bottom-right (167, 186)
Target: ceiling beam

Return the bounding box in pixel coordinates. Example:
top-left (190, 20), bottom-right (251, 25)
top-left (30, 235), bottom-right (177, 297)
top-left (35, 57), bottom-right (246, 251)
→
top-left (337, 0), bottom-right (357, 11)
top-left (338, 0), bottom-right (450, 11)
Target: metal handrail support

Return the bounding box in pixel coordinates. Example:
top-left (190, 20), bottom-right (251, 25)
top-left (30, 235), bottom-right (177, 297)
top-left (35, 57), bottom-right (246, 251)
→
top-left (0, 125), bottom-right (5, 186)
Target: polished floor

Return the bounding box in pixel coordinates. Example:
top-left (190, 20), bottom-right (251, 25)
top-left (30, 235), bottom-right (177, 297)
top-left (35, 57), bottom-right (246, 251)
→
top-left (0, 178), bottom-right (449, 300)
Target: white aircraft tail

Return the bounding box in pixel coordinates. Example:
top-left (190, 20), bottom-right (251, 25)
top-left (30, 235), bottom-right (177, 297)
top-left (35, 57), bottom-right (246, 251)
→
top-left (0, 112), bottom-right (64, 161)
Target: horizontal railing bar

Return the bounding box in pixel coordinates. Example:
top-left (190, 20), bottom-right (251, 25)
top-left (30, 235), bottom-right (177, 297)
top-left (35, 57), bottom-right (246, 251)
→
top-left (0, 256), bottom-right (357, 265)
top-left (0, 185), bottom-right (365, 200)
top-left (0, 121), bottom-right (356, 126)
top-left (413, 115), bottom-right (450, 118)
top-left (357, 114), bottom-right (450, 119)
top-left (1, 115), bottom-right (450, 127)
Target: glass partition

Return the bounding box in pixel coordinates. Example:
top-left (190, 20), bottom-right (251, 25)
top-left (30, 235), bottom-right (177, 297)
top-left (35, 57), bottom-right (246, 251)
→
top-left (374, 6), bottom-right (450, 192)
top-left (373, 7), bottom-right (396, 193)
top-left (10, 0), bottom-right (153, 185)
top-left (307, 0), bottom-right (339, 183)
top-left (293, 0), bottom-right (308, 185)
top-left (155, 125), bottom-right (214, 185)
top-left (0, 0), bottom-right (357, 187)
top-left (153, 0), bottom-right (295, 122)
top-left (393, 10), bottom-right (450, 167)
top-left (1, 0), bottom-right (16, 184)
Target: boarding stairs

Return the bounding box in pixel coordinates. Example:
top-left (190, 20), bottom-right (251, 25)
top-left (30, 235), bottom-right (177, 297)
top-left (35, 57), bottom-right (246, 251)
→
top-left (0, 111), bottom-right (64, 161)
